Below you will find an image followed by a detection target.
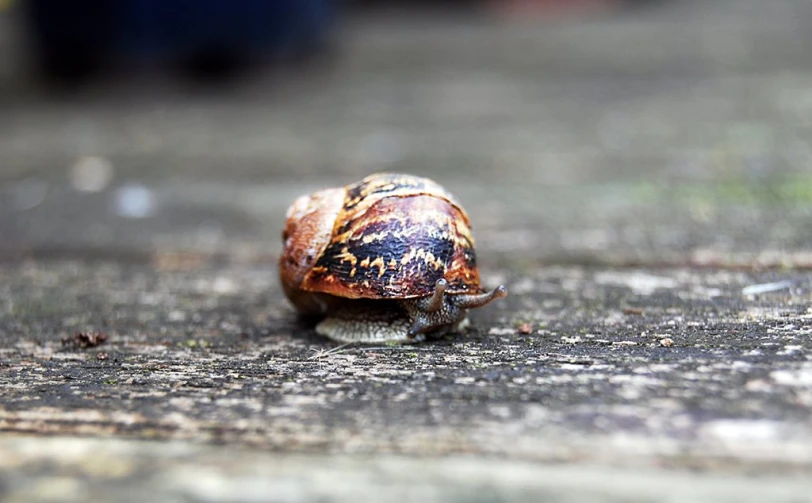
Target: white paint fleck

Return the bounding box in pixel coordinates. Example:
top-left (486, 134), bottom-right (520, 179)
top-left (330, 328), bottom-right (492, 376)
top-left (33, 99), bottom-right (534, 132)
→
top-left (742, 280), bottom-right (793, 296)
top-left (771, 368), bottom-right (812, 387)
top-left (609, 374), bottom-right (662, 386)
top-left (70, 156), bottom-right (114, 192)
top-left (701, 420), bottom-right (781, 443)
top-left (693, 286), bottom-right (723, 298)
top-left (115, 184), bottom-right (155, 218)
top-left (745, 379), bottom-right (772, 392)
top-left (594, 271), bottom-right (678, 295)
top-left (212, 277), bottom-right (236, 295)
top-left (777, 345), bottom-right (803, 356)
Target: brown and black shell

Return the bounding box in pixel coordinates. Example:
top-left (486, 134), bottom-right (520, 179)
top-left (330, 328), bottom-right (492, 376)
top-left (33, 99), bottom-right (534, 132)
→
top-left (299, 173), bottom-right (482, 300)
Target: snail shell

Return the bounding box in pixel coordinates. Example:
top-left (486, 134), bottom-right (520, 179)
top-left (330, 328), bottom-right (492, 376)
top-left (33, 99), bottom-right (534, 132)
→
top-left (279, 173), bottom-right (507, 343)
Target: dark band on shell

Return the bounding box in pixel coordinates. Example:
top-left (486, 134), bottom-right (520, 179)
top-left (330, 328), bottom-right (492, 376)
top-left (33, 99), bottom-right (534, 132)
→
top-left (300, 176), bottom-right (480, 300)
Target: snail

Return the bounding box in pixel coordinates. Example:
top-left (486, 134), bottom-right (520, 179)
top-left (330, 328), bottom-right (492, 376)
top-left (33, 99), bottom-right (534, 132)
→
top-left (279, 173), bottom-right (507, 343)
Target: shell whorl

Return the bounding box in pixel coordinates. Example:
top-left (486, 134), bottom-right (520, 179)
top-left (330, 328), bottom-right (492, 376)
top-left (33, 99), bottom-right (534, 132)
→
top-left (278, 187), bottom-right (345, 314)
top-left (297, 173), bottom-right (482, 300)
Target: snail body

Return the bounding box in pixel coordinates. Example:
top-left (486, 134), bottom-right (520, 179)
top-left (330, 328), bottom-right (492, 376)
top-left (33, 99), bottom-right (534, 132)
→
top-left (279, 173), bottom-right (507, 343)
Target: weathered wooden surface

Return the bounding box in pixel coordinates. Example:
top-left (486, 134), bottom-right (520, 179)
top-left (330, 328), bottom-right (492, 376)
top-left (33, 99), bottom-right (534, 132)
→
top-left (2, 0), bottom-right (812, 501)
top-left (3, 260), bottom-right (812, 461)
top-left (2, 437), bottom-right (811, 503)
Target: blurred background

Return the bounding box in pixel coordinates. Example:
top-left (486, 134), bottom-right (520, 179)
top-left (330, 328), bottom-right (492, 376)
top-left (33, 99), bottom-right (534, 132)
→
top-left (1, 0), bottom-right (811, 269)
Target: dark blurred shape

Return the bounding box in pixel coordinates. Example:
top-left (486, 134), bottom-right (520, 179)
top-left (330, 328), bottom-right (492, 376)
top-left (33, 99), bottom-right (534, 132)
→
top-left (347, 0), bottom-right (663, 18)
top-left (24, 0), bottom-right (115, 81)
top-left (487, 0), bottom-right (619, 17)
top-left (23, 0), bottom-right (336, 83)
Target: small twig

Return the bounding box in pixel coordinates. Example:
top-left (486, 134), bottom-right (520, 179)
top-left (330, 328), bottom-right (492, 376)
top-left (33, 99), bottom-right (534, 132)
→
top-left (307, 343), bottom-right (433, 359)
top-left (359, 346), bottom-right (432, 352)
top-left (308, 342), bottom-right (356, 360)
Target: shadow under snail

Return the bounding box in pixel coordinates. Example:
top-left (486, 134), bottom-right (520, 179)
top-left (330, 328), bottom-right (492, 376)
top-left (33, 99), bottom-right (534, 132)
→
top-left (279, 173), bottom-right (507, 343)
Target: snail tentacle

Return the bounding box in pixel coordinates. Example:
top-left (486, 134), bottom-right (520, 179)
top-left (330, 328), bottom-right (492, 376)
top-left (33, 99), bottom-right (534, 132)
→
top-left (418, 278), bottom-right (448, 313)
top-left (450, 285), bottom-right (508, 310)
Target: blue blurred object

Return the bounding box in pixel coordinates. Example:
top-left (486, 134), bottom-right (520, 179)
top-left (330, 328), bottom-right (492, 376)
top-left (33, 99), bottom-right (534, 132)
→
top-left (24, 0), bottom-right (337, 79)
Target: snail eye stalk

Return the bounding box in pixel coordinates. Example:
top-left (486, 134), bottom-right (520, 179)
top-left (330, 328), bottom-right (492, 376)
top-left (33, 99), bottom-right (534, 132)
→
top-left (451, 285), bottom-right (508, 310)
top-left (419, 278), bottom-right (448, 313)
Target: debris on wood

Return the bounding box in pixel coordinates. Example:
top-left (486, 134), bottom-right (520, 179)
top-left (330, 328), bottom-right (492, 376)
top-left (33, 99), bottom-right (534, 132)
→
top-left (742, 280), bottom-right (793, 296)
top-left (62, 331), bottom-right (109, 349)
